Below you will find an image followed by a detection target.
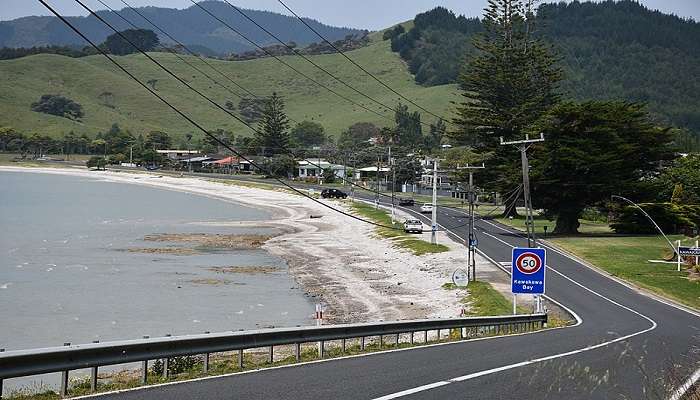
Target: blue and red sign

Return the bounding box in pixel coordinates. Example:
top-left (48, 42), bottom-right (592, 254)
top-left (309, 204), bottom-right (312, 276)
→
top-left (511, 247), bottom-right (546, 294)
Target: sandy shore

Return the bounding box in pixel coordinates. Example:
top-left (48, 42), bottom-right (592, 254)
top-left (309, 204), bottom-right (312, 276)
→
top-left (0, 166), bottom-right (516, 323)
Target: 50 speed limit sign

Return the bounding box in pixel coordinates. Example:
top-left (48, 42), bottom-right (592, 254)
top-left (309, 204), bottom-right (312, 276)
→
top-left (511, 248), bottom-right (546, 294)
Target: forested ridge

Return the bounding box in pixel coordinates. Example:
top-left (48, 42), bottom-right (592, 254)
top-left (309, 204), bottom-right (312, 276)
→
top-left (389, 1), bottom-right (700, 140)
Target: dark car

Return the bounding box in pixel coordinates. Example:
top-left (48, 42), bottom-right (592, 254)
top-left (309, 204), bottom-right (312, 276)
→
top-left (398, 198), bottom-right (415, 207)
top-left (321, 189), bottom-right (348, 199)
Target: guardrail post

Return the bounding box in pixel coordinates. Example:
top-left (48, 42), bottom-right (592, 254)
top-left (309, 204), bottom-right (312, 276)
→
top-left (141, 336), bottom-right (149, 385)
top-left (238, 349), bottom-right (244, 369)
top-left (379, 335), bottom-right (384, 349)
top-left (395, 334), bottom-right (400, 347)
top-left (295, 343), bottom-right (301, 362)
top-left (163, 334), bottom-right (171, 379)
top-left (91, 340), bottom-right (99, 392)
top-left (0, 349), bottom-right (3, 400)
top-left (361, 337), bottom-right (366, 351)
top-left (341, 338), bottom-right (346, 354)
top-left (410, 332), bottom-right (414, 345)
top-left (60, 342), bottom-right (70, 397)
top-left (319, 341), bottom-right (324, 358)
top-left (268, 346), bottom-right (274, 364)
top-left (203, 332), bottom-right (211, 373)
top-left (460, 328), bottom-right (464, 339)
top-left (424, 330), bottom-right (428, 343)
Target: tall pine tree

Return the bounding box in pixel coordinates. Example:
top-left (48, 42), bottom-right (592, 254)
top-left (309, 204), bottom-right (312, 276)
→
top-left (255, 92), bottom-right (290, 156)
top-left (450, 0), bottom-right (562, 215)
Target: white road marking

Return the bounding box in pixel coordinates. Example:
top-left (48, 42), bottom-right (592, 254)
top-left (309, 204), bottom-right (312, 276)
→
top-left (369, 215), bottom-right (659, 400)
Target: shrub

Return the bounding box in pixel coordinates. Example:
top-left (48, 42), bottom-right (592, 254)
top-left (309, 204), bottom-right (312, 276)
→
top-left (30, 94), bottom-right (84, 120)
top-left (611, 203), bottom-right (700, 234)
top-left (86, 156), bottom-right (106, 170)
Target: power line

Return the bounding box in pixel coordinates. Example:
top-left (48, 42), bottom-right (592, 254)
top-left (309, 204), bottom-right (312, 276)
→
top-left (113, 0), bottom-right (260, 99)
top-left (89, 0), bottom-right (438, 213)
top-left (276, 0), bottom-right (455, 126)
top-left (49, 0), bottom-right (402, 232)
top-left (221, 0), bottom-right (447, 131)
top-left (91, 0), bottom-right (247, 101)
top-left (54, 0), bottom-right (491, 230)
top-left (187, 0), bottom-right (395, 125)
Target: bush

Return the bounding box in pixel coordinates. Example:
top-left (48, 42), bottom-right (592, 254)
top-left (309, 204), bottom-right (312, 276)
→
top-left (86, 156), bottom-right (106, 170)
top-left (611, 203), bottom-right (700, 234)
top-left (30, 94), bottom-right (84, 120)
top-left (151, 356), bottom-right (199, 376)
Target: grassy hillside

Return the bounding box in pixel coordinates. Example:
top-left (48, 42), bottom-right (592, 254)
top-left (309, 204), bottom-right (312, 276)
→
top-left (0, 39), bottom-right (458, 139)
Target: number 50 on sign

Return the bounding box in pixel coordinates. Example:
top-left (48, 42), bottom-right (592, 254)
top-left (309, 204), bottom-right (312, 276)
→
top-left (511, 247), bottom-right (546, 294)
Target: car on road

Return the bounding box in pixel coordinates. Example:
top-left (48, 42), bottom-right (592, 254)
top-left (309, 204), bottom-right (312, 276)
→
top-left (398, 198), bottom-right (415, 206)
top-left (403, 219), bottom-right (423, 233)
top-left (321, 189), bottom-right (348, 199)
top-left (420, 204), bottom-right (434, 214)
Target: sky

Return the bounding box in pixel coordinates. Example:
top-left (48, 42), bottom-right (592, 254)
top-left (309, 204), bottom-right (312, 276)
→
top-left (2, 0), bottom-right (699, 28)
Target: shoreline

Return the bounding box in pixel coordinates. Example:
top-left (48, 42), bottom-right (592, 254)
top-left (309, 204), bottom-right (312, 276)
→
top-left (0, 166), bottom-right (513, 324)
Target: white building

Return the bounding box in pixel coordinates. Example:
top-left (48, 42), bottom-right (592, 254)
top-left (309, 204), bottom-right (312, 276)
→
top-left (297, 160), bottom-right (349, 180)
top-left (156, 150), bottom-right (201, 160)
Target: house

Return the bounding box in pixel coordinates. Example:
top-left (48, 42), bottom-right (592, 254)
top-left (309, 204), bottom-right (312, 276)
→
top-left (354, 166), bottom-right (391, 182)
top-left (203, 156), bottom-right (240, 173)
top-left (297, 160), bottom-right (349, 180)
top-left (156, 150), bottom-right (201, 161)
top-left (179, 156), bottom-right (215, 170)
top-left (420, 157), bottom-right (452, 189)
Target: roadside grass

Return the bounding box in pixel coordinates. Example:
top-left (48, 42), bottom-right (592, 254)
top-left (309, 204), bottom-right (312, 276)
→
top-left (5, 329), bottom-right (538, 400)
top-left (550, 235), bottom-right (700, 310)
top-left (350, 201), bottom-right (449, 255)
top-left (494, 215), bottom-right (612, 235)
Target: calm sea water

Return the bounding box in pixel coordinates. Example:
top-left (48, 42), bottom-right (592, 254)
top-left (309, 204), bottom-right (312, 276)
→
top-left (0, 171), bottom-right (313, 352)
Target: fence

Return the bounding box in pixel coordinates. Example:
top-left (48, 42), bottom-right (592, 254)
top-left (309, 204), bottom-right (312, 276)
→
top-left (0, 313), bottom-right (547, 397)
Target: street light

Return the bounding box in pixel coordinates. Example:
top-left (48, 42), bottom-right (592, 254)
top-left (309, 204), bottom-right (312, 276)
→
top-left (611, 195), bottom-right (678, 259)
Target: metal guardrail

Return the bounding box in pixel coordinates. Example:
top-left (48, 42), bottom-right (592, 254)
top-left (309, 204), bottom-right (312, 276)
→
top-left (0, 313), bottom-right (546, 397)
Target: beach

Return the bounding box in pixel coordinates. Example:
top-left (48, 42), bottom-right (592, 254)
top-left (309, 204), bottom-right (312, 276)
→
top-left (0, 166), bottom-right (514, 324)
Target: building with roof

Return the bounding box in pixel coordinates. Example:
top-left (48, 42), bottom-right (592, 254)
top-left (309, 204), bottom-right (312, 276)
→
top-left (297, 160), bottom-right (349, 180)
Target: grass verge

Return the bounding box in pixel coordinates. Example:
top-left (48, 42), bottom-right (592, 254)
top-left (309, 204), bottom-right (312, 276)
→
top-left (350, 201), bottom-right (449, 255)
top-left (550, 235), bottom-right (700, 310)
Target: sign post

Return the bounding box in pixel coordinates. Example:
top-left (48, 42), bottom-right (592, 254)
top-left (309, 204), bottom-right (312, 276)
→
top-left (511, 248), bottom-right (547, 314)
top-left (678, 244), bottom-right (700, 270)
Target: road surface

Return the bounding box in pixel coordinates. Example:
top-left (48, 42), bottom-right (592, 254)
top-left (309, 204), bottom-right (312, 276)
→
top-left (95, 175), bottom-right (699, 399)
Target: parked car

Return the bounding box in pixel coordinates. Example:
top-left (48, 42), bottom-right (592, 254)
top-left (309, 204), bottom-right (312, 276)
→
top-left (398, 198), bottom-right (415, 206)
top-left (321, 189), bottom-right (348, 199)
top-left (420, 204), bottom-right (434, 214)
top-left (404, 219), bottom-right (424, 234)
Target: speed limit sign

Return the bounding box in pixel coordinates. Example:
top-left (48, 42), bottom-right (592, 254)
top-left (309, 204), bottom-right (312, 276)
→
top-left (511, 248), bottom-right (546, 294)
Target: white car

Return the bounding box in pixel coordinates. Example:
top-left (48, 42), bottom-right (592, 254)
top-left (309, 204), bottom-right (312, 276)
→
top-left (420, 204), bottom-right (434, 214)
top-left (404, 219), bottom-right (423, 234)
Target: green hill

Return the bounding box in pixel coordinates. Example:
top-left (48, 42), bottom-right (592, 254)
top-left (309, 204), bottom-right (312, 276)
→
top-left (0, 38), bottom-right (458, 139)
top-left (389, 2), bottom-right (700, 136)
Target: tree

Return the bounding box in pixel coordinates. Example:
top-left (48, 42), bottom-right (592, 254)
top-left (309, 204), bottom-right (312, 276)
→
top-left (531, 101), bottom-right (676, 234)
top-left (450, 0), bottom-right (562, 216)
top-left (291, 121), bottom-right (326, 148)
top-left (238, 97), bottom-right (266, 124)
top-left (255, 92), bottom-right (290, 156)
top-left (655, 154), bottom-right (700, 205)
top-left (338, 122), bottom-right (379, 151)
top-left (101, 29), bottom-right (159, 56)
top-left (394, 103), bottom-right (422, 147)
top-left (145, 131), bottom-right (172, 150)
top-left (86, 156), bottom-right (107, 170)
top-left (31, 94), bottom-right (84, 120)
top-left (424, 119), bottom-right (446, 151)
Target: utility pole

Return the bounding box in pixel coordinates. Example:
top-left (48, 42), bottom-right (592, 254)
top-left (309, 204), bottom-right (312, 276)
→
top-left (430, 157), bottom-right (445, 245)
top-left (389, 146), bottom-right (396, 224)
top-left (375, 150), bottom-right (381, 209)
top-left (500, 133), bottom-right (545, 248)
top-left (457, 164), bottom-right (486, 282)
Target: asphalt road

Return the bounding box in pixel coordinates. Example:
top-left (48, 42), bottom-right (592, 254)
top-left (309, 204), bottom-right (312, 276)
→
top-left (98, 174), bottom-right (700, 400)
